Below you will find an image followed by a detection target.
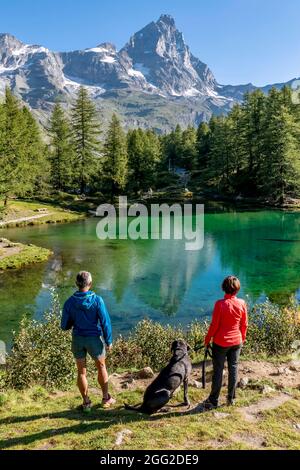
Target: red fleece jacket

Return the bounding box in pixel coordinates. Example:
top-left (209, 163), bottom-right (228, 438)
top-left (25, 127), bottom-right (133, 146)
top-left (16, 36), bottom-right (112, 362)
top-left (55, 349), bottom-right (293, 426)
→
top-left (205, 294), bottom-right (248, 347)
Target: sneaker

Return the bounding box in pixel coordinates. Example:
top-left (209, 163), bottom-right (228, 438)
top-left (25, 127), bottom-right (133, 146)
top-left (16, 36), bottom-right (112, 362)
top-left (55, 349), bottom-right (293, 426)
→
top-left (81, 399), bottom-right (92, 414)
top-left (102, 394), bottom-right (116, 409)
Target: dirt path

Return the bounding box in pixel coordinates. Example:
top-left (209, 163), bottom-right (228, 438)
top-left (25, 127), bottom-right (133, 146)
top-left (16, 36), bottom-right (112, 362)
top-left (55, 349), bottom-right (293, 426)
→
top-left (0, 239), bottom-right (22, 260)
top-left (0, 213), bottom-right (51, 227)
top-left (239, 393), bottom-right (292, 422)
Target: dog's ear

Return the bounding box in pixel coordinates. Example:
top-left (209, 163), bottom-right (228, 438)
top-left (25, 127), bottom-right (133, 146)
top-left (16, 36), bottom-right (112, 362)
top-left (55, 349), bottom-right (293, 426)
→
top-left (186, 343), bottom-right (191, 352)
top-left (171, 340), bottom-right (178, 353)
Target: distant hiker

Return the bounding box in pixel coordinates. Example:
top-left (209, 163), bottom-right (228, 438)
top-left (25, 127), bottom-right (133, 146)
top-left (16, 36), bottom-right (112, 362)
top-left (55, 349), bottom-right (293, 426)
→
top-left (61, 271), bottom-right (116, 412)
top-left (201, 276), bottom-right (248, 410)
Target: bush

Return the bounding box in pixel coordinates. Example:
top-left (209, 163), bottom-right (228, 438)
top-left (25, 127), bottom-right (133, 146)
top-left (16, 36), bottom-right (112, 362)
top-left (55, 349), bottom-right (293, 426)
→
top-left (5, 292), bottom-right (75, 390)
top-left (130, 319), bottom-right (185, 370)
top-left (106, 337), bottom-right (143, 370)
top-left (244, 300), bottom-right (300, 355)
top-left (3, 296), bottom-right (300, 391)
top-left (109, 319), bottom-right (208, 371)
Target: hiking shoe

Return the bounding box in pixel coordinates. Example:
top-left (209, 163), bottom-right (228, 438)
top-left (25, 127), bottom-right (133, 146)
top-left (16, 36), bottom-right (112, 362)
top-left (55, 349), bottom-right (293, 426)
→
top-left (102, 394), bottom-right (116, 409)
top-left (81, 399), bottom-right (92, 414)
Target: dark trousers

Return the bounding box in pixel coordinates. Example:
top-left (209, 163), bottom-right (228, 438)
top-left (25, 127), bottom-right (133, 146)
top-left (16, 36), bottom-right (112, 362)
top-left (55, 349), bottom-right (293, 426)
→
top-left (209, 343), bottom-right (242, 406)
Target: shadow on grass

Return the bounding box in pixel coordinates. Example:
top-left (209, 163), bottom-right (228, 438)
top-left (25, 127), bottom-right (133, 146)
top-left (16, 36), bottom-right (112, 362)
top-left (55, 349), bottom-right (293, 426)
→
top-left (0, 403), bottom-right (200, 449)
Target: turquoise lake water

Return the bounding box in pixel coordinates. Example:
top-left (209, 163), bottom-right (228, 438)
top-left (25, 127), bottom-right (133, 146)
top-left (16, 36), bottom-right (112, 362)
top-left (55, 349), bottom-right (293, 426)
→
top-left (1, 208), bottom-right (300, 343)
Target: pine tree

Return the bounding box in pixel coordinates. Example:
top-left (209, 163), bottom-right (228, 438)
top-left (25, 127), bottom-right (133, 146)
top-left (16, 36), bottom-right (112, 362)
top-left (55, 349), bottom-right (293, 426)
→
top-left (196, 122), bottom-right (211, 171)
top-left (127, 129), bottom-right (145, 194)
top-left (127, 128), bottom-right (161, 194)
top-left (141, 129), bottom-right (161, 190)
top-left (0, 88), bottom-right (47, 205)
top-left (242, 90), bottom-right (266, 193)
top-left (48, 103), bottom-right (74, 191)
top-left (204, 116), bottom-right (231, 192)
top-left (226, 104), bottom-right (248, 194)
top-left (180, 126), bottom-right (198, 170)
top-left (260, 88), bottom-right (300, 202)
top-left (22, 106), bottom-right (48, 195)
top-left (103, 114), bottom-right (128, 199)
top-left (71, 87), bottom-right (101, 194)
top-left (164, 124), bottom-right (182, 171)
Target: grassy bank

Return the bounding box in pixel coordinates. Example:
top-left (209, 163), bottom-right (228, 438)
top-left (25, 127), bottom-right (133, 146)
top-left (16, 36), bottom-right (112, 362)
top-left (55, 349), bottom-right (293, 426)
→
top-left (1, 296), bottom-right (299, 450)
top-left (0, 238), bottom-right (52, 270)
top-left (0, 363), bottom-right (299, 450)
top-left (0, 200), bottom-right (86, 229)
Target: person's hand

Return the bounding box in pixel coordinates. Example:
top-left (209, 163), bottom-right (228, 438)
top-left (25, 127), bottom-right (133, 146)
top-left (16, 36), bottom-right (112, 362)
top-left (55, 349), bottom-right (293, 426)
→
top-left (107, 344), bottom-right (113, 352)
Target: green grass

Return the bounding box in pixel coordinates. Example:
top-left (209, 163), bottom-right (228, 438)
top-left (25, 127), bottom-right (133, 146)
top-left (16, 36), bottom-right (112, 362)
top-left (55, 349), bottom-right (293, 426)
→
top-left (0, 382), bottom-right (299, 450)
top-left (0, 241), bottom-right (52, 270)
top-left (0, 200), bottom-right (85, 228)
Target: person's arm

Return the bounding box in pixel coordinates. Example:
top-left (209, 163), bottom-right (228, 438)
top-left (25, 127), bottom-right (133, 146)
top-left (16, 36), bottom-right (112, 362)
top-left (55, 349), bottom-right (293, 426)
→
top-left (97, 297), bottom-right (113, 347)
top-left (205, 301), bottom-right (221, 346)
top-left (61, 301), bottom-right (73, 331)
top-left (240, 303), bottom-right (248, 343)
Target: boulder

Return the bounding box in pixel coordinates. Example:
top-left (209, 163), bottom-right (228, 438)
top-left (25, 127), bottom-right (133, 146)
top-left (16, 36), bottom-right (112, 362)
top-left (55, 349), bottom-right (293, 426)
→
top-left (190, 379), bottom-right (202, 389)
top-left (115, 429), bottom-right (133, 447)
top-left (238, 377), bottom-right (249, 389)
top-left (289, 361), bottom-right (300, 372)
top-left (136, 367), bottom-right (155, 379)
top-left (261, 385), bottom-right (275, 395)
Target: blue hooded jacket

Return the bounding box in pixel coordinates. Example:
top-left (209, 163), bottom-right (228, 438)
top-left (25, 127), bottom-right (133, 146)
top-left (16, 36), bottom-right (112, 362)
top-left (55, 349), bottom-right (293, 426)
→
top-left (61, 291), bottom-right (112, 345)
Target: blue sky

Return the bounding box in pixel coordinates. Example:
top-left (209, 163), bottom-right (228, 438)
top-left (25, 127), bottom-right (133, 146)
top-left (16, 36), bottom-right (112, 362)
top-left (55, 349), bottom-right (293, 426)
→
top-left (0, 0), bottom-right (299, 86)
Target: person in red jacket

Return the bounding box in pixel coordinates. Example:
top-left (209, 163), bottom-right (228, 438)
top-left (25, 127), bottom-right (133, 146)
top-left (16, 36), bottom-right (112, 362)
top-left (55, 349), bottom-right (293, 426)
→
top-left (202, 276), bottom-right (248, 410)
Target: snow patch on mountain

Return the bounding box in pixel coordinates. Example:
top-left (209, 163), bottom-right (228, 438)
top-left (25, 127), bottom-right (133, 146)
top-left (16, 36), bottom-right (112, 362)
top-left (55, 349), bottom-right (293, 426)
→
top-left (127, 68), bottom-right (145, 79)
top-left (63, 74), bottom-right (105, 96)
top-left (99, 55), bottom-right (116, 63)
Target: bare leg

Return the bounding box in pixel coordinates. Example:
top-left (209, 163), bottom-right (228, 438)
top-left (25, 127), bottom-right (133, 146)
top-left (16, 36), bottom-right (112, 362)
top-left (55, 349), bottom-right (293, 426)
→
top-left (76, 359), bottom-right (90, 404)
top-left (94, 357), bottom-right (109, 400)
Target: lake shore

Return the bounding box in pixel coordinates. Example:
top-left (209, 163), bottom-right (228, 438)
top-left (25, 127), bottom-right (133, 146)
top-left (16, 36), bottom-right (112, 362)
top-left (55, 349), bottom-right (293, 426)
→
top-left (0, 238), bottom-right (52, 271)
top-left (0, 199), bottom-right (86, 229)
top-left (0, 357), bottom-right (299, 450)
top-left (1, 299), bottom-right (299, 450)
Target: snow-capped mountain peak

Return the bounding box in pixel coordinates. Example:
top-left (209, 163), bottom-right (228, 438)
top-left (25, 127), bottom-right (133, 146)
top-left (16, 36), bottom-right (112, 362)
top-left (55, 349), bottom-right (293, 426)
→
top-left (0, 15), bottom-right (292, 131)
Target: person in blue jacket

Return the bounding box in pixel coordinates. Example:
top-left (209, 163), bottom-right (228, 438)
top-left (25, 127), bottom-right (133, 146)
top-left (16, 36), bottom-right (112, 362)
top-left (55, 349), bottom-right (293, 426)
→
top-left (61, 271), bottom-right (116, 411)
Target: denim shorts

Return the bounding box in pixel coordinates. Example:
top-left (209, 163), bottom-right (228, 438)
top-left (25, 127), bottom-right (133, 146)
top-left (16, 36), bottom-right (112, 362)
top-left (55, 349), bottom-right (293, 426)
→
top-left (71, 335), bottom-right (105, 360)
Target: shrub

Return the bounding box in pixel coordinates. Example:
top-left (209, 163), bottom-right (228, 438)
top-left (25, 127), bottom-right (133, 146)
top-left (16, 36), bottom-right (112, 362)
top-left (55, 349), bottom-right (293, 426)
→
top-left (3, 296), bottom-right (300, 391)
top-left (106, 337), bottom-right (143, 370)
top-left (5, 292), bottom-right (75, 390)
top-left (244, 300), bottom-right (300, 355)
top-left (0, 392), bottom-right (8, 407)
top-left (131, 319), bottom-right (185, 370)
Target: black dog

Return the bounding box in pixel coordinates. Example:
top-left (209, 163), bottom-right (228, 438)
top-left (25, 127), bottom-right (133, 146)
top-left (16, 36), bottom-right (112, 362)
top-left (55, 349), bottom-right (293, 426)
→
top-left (124, 340), bottom-right (192, 415)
